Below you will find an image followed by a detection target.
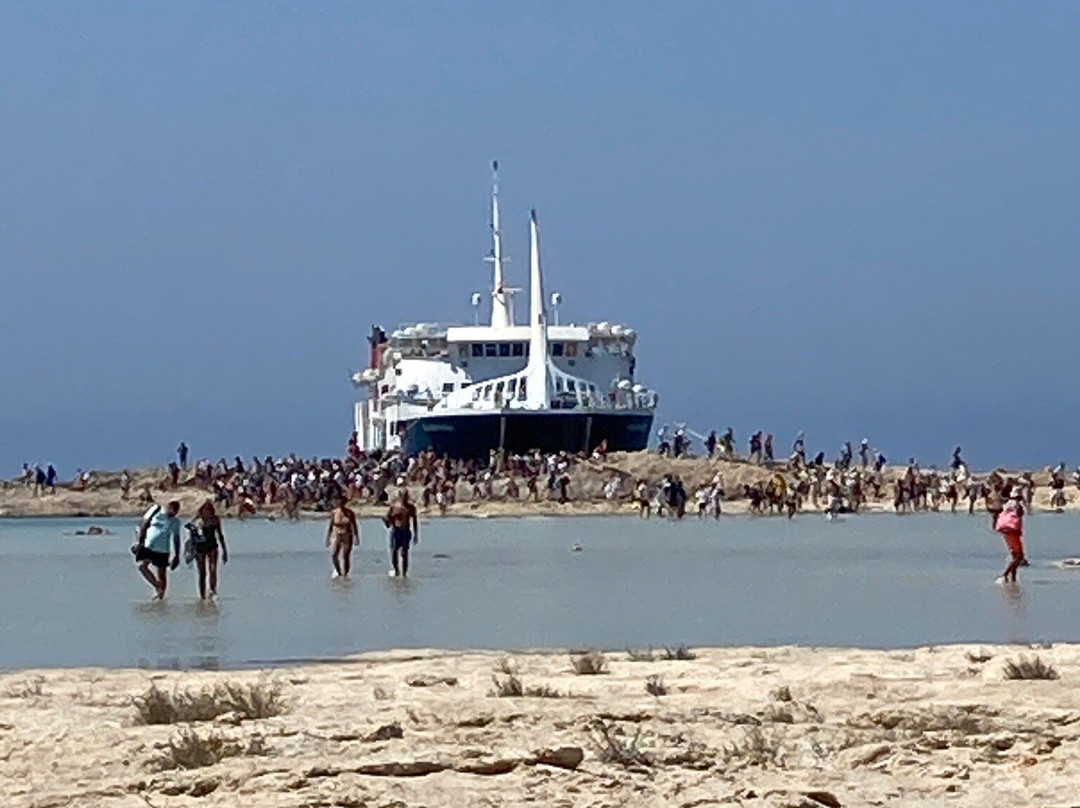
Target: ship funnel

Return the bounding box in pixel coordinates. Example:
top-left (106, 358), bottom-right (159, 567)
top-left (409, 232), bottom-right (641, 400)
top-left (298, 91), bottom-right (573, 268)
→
top-left (523, 208), bottom-right (550, 408)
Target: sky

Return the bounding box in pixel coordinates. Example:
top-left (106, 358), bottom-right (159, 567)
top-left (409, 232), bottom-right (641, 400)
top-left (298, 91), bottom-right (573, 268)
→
top-left (1, 2), bottom-right (1078, 474)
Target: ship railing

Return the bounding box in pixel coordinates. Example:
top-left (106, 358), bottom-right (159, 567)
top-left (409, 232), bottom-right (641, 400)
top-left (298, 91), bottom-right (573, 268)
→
top-left (448, 392), bottom-right (656, 413)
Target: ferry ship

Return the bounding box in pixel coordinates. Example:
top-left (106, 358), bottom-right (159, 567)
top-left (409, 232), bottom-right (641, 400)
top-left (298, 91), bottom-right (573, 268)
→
top-left (351, 163), bottom-right (657, 458)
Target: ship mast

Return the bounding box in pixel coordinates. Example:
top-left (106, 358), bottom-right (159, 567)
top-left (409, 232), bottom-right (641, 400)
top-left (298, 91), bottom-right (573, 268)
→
top-left (523, 208), bottom-right (550, 409)
top-left (487, 160), bottom-right (513, 328)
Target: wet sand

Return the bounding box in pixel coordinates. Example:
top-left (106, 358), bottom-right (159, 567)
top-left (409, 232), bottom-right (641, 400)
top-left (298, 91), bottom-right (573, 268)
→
top-left (2, 644), bottom-right (1079, 807)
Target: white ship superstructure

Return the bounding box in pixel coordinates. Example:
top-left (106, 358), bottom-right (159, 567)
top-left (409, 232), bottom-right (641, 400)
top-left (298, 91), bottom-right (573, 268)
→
top-left (352, 163), bottom-right (657, 458)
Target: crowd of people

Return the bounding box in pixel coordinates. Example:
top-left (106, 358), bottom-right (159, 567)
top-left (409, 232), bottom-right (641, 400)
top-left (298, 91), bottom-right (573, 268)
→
top-left (11, 428), bottom-right (1074, 594)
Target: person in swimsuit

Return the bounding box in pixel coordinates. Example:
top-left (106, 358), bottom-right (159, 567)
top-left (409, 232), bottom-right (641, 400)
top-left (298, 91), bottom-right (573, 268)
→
top-left (383, 488), bottom-right (419, 578)
top-left (192, 500), bottom-right (228, 600)
top-left (326, 495), bottom-right (359, 578)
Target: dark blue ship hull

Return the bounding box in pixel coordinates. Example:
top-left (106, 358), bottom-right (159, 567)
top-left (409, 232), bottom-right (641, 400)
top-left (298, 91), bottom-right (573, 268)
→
top-left (401, 410), bottom-right (653, 458)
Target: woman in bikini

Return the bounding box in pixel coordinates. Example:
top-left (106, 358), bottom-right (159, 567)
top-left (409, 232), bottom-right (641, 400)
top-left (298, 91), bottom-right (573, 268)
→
top-left (192, 500), bottom-right (228, 600)
top-left (326, 495), bottom-right (359, 578)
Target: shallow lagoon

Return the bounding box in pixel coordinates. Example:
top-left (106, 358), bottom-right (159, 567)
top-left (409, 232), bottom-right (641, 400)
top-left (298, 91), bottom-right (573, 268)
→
top-left (2, 512), bottom-right (1079, 668)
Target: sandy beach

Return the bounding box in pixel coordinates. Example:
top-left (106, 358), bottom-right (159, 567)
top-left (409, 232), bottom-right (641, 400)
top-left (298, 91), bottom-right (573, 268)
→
top-left (1, 455), bottom-right (1075, 520)
top-left (2, 644), bottom-right (1079, 807)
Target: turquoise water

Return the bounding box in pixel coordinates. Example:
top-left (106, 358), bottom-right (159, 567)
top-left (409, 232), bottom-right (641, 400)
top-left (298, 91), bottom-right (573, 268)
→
top-left (2, 513), bottom-right (1079, 669)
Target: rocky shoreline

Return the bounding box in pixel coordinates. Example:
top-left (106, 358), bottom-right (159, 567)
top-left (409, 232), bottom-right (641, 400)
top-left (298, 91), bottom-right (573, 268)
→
top-left (2, 644), bottom-right (1079, 807)
top-left (2, 455), bottom-right (1075, 520)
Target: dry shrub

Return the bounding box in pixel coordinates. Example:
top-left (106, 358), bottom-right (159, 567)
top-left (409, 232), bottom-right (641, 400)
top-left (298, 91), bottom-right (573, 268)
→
top-left (135, 681), bottom-right (287, 725)
top-left (4, 676), bottom-right (45, 698)
top-left (160, 729), bottom-right (241, 770)
top-left (1003, 655), bottom-right (1059, 681)
top-left (491, 673), bottom-right (524, 698)
top-left (724, 727), bottom-right (784, 768)
top-left (571, 650), bottom-right (609, 675)
top-left (491, 674), bottom-right (563, 698)
top-left (626, 648), bottom-right (655, 662)
top-left (645, 675), bottom-right (667, 697)
top-left (589, 719), bottom-right (653, 769)
top-left (662, 645), bottom-right (697, 661)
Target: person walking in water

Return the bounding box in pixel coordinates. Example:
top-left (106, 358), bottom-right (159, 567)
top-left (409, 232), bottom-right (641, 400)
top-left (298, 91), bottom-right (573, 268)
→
top-left (996, 488), bottom-right (1027, 583)
top-left (133, 500), bottom-right (181, 599)
top-left (326, 495), bottom-right (359, 578)
top-left (192, 501), bottom-right (228, 600)
top-left (383, 488), bottom-right (419, 577)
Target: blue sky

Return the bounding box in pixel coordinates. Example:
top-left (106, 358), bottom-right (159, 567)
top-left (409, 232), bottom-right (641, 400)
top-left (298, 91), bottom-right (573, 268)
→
top-left (1, 2), bottom-right (1078, 473)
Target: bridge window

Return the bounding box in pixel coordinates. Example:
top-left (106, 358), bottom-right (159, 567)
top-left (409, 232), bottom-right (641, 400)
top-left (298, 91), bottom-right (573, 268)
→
top-left (518, 379), bottom-right (527, 400)
top-left (471, 344), bottom-right (483, 358)
top-left (458, 345), bottom-right (469, 359)
top-left (508, 378), bottom-right (517, 395)
top-left (499, 343), bottom-right (511, 357)
top-left (567, 380), bottom-right (576, 391)
top-left (442, 382), bottom-right (455, 393)
top-left (551, 343), bottom-right (564, 357)
top-left (511, 342), bottom-right (525, 357)
top-left (566, 342), bottom-right (578, 357)
top-left (485, 343), bottom-right (497, 357)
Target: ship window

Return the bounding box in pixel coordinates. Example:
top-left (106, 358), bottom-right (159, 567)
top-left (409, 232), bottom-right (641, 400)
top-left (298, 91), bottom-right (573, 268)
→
top-left (524, 343), bottom-right (530, 356)
top-left (498, 343), bottom-right (510, 357)
top-left (508, 378), bottom-right (517, 395)
top-left (441, 382), bottom-right (455, 393)
top-left (381, 385), bottom-right (390, 394)
top-left (471, 343), bottom-right (483, 357)
top-left (473, 388), bottom-right (480, 400)
top-left (461, 381), bottom-right (471, 388)
top-left (496, 381), bottom-right (504, 394)
top-left (389, 421), bottom-right (396, 435)
top-left (518, 379), bottom-right (527, 399)
top-left (458, 345), bottom-right (468, 358)
top-left (567, 380), bottom-right (576, 391)
top-left (511, 342), bottom-right (524, 357)
top-left (551, 343), bottom-right (564, 357)
top-left (555, 378), bottom-right (564, 393)
top-left (484, 385), bottom-right (492, 400)
top-left (485, 343), bottom-right (497, 357)
top-left (566, 342), bottom-right (578, 357)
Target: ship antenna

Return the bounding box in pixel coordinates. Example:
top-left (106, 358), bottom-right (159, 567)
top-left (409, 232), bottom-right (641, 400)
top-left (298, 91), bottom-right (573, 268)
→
top-left (523, 208), bottom-right (550, 409)
top-left (486, 160), bottom-right (513, 328)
